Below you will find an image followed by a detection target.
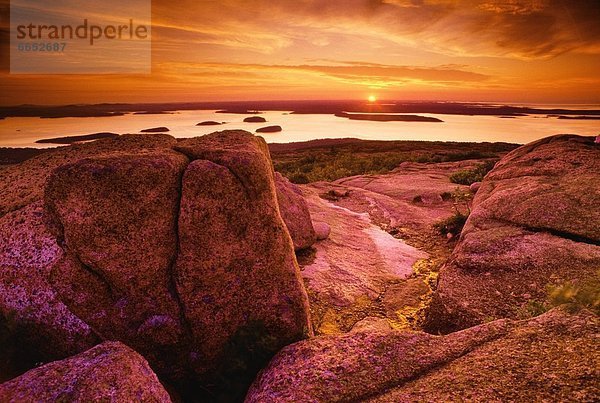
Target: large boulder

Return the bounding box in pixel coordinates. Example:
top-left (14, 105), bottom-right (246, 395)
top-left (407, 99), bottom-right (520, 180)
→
top-left (0, 342), bottom-right (171, 402)
top-left (426, 135), bottom-right (600, 333)
top-left (274, 172), bottom-right (316, 250)
top-left (174, 131), bottom-right (312, 399)
top-left (469, 134), bottom-right (599, 240)
top-left (246, 308), bottom-right (598, 402)
top-left (44, 150), bottom-right (189, 378)
top-left (1, 130), bottom-right (312, 400)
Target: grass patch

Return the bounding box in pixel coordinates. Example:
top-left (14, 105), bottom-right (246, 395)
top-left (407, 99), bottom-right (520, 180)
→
top-left (276, 151), bottom-right (499, 184)
top-left (276, 151), bottom-right (408, 184)
top-left (449, 160), bottom-right (497, 185)
top-left (548, 278), bottom-right (600, 314)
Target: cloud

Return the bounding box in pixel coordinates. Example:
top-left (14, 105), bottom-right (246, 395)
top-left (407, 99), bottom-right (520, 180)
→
top-left (150, 0), bottom-right (600, 59)
top-left (153, 61), bottom-right (490, 88)
top-left (0, 0), bottom-right (598, 104)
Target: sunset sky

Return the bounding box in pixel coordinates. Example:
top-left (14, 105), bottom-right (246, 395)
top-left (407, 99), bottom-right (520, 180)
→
top-left (1, 0), bottom-right (599, 105)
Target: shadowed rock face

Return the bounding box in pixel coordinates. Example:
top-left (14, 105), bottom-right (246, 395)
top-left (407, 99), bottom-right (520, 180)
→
top-left (0, 342), bottom-right (171, 402)
top-left (0, 130), bottom-right (312, 400)
top-left (0, 203), bottom-right (99, 378)
top-left (274, 172), bottom-right (316, 250)
top-left (246, 308), bottom-right (598, 402)
top-left (426, 135), bottom-right (600, 333)
top-left (174, 132), bottom-right (312, 399)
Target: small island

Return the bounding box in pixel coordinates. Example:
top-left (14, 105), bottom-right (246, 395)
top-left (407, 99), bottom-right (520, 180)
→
top-left (140, 127), bottom-right (170, 133)
top-left (557, 115), bottom-right (600, 120)
top-left (244, 116), bottom-right (267, 123)
top-left (257, 125), bottom-right (283, 133)
top-left (196, 121), bottom-right (224, 126)
top-left (216, 109), bottom-right (262, 114)
top-left (132, 111), bottom-right (174, 115)
top-left (335, 112), bottom-right (443, 122)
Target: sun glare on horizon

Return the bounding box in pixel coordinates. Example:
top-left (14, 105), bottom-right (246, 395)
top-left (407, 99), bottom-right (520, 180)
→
top-left (368, 95), bottom-right (377, 103)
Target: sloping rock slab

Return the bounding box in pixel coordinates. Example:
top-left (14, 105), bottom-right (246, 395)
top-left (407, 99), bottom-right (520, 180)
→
top-left (330, 160), bottom-right (479, 230)
top-left (0, 342), bottom-right (171, 402)
top-left (246, 308), bottom-right (598, 402)
top-left (302, 188), bottom-right (427, 307)
top-left (370, 309), bottom-right (599, 402)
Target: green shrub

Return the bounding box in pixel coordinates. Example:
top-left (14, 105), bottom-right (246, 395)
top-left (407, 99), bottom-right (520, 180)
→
top-left (433, 212), bottom-right (468, 237)
top-left (274, 152), bottom-right (409, 183)
top-left (521, 300), bottom-right (549, 317)
top-left (449, 160), bottom-right (497, 185)
top-left (433, 187), bottom-right (472, 237)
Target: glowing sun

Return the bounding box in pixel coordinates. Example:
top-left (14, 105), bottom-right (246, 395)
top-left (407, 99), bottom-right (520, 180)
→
top-left (368, 95), bottom-right (377, 103)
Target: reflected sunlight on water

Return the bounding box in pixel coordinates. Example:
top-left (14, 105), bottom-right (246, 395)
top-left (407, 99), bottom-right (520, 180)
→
top-left (0, 109), bottom-right (598, 148)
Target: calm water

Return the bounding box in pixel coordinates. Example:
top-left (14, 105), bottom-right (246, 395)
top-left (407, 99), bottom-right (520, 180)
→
top-left (0, 109), bottom-right (598, 148)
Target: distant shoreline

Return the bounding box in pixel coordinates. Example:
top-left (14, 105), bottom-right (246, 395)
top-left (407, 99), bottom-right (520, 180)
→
top-left (1, 100), bottom-right (599, 120)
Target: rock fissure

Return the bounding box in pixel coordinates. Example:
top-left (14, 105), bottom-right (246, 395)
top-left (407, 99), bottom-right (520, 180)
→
top-left (165, 158), bottom-right (195, 347)
top-left (488, 216), bottom-right (600, 247)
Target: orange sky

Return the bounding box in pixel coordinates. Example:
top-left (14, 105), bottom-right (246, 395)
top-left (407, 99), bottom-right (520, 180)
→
top-left (1, 0), bottom-right (599, 105)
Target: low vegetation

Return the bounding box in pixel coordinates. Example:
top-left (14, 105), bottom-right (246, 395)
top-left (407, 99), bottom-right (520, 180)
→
top-left (449, 160), bottom-right (497, 185)
top-left (520, 274), bottom-right (600, 317)
top-left (272, 141), bottom-right (510, 184)
top-left (548, 277), bottom-right (600, 314)
top-left (433, 212), bottom-right (469, 238)
top-left (433, 188), bottom-right (472, 237)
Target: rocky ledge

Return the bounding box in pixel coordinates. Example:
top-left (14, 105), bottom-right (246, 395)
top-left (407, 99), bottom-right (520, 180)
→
top-left (0, 342), bottom-right (171, 402)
